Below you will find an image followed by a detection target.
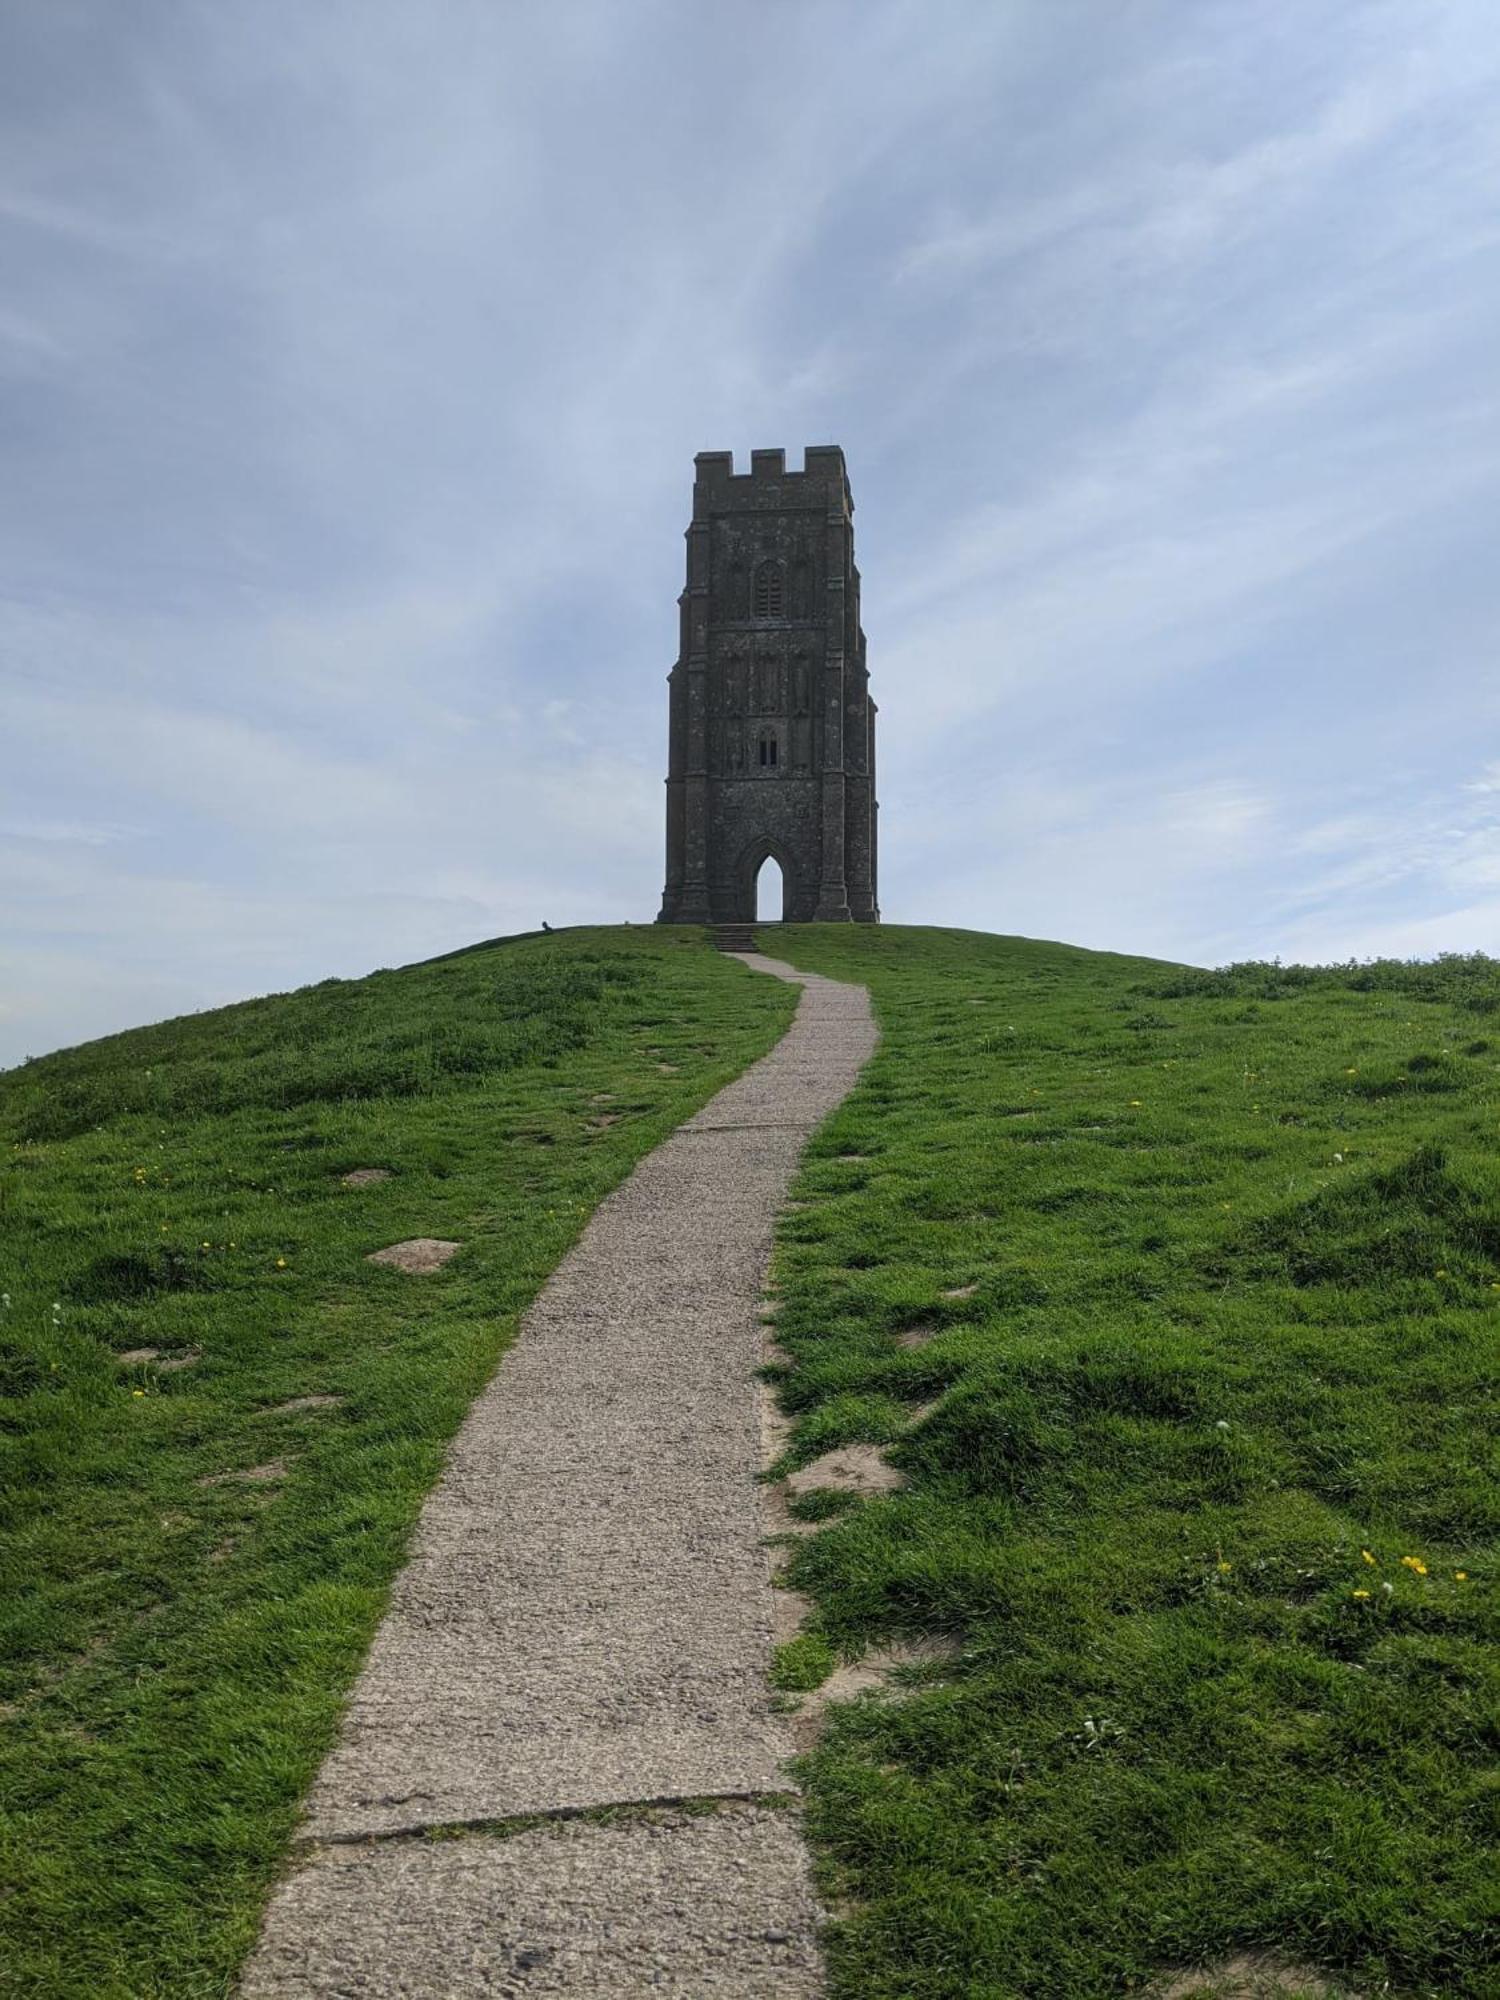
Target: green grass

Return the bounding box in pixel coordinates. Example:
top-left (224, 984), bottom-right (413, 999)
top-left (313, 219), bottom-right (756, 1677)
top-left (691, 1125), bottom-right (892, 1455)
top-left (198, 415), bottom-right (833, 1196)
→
top-left (763, 927), bottom-right (1500, 2000)
top-left (0, 926), bottom-right (796, 1998)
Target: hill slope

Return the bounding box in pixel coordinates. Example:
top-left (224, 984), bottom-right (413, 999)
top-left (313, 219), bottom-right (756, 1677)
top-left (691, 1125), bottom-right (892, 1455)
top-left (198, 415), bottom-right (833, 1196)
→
top-left (0, 927), bottom-right (796, 1998)
top-left (4, 923), bottom-right (1497, 1998)
top-left (763, 927), bottom-right (1500, 2000)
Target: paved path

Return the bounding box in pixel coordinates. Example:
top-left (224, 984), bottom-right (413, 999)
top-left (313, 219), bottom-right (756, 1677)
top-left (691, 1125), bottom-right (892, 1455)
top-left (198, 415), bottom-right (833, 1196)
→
top-left (241, 952), bottom-right (876, 1997)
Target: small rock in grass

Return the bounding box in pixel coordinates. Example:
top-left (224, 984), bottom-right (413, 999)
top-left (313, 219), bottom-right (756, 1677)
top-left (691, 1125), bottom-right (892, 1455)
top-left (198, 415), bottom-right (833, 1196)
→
top-left (367, 1238), bottom-right (461, 1274)
top-left (587, 1113), bottom-right (620, 1130)
top-left (341, 1168), bottom-right (393, 1187)
top-left (259, 1394), bottom-right (342, 1416)
top-left (786, 1444), bottom-right (904, 1499)
top-left (115, 1347), bottom-right (160, 1365)
top-left (942, 1282), bottom-right (978, 1299)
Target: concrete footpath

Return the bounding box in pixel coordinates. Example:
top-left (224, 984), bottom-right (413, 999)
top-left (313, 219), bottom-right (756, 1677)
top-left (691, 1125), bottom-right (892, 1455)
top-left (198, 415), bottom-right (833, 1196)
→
top-left (240, 953), bottom-right (877, 1997)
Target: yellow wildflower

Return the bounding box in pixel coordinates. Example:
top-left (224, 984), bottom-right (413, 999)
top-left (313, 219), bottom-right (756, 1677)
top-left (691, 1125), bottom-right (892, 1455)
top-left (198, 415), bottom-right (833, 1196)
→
top-left (1455, 1571), bottom-right (1469, 1582)
top-left (275, 1257), bottom-right (287, 1270)
top-left (1361, 1549), bottom-right (1377, 1565)
top-left (1351, 1589), bottom-right (1371, 1600)
top-left (132, 1389), bottom-right (145, 1398)
top-left (1400, 1555), bottom-right (1428, 1576)
top-left (1129, 1099), bottom-right (1142, 1108)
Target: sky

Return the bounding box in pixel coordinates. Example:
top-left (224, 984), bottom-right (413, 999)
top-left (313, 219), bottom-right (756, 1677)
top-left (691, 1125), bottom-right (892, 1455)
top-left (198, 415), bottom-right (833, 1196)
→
top-left (3, 0), bottom-right (1500, 1067)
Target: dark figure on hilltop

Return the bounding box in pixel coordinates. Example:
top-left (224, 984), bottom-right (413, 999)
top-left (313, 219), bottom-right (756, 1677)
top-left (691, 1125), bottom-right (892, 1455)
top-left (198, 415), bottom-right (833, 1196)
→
top-left (657, 447), bottom-right (878, 925)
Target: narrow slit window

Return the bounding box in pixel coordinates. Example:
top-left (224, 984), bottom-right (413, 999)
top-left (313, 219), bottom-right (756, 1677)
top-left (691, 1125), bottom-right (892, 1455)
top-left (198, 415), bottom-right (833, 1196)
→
top-left (753, 561), bottom-right (785, 618)
top-left (759, 729), bottom-right (778, 768)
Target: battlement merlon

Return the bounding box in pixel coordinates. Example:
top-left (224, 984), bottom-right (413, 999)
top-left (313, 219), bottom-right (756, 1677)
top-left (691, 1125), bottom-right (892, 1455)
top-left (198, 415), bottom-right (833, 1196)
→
top-left (692, 446), bottom-right (852, 517)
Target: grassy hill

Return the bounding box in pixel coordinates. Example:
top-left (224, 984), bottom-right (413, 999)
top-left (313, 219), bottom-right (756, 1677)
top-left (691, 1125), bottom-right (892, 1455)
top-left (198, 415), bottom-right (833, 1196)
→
top-left (2, 923), bottom-right (1496, 1998)
top-left (764, 927), bottom-right (1500, 2000)
top-left (0, 928), bottom-right (796, 1998)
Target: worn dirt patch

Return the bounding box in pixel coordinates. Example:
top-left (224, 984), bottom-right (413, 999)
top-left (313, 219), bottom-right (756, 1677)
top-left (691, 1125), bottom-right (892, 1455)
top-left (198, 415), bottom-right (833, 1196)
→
top-left (341, 1168), bottom-right (393, 1187)
top-left (587, 1113), bottom-right (621, 1130)
top-left (786, 1444), bottom-right (904, 1500)
top-left (367, 1238), bottom-right (461, 1274)
top-left (199, 1459), bottom-right (288, 1488)
top-left (260, 1395), bottom-right (343, 1416)
top-left (115, 1347), bottom-right (160, 1365)
top-left (790, 1638), bottom-right (962, 1751)
top-left (1151, 1956), bottom-right (1356, 2000)
top-left (894, 1325), bottom-right (938, 1350)
top-left (941, 1282), bottom-right (978, 1299)
top-left (156, 1348), bottom-right (201, 1372)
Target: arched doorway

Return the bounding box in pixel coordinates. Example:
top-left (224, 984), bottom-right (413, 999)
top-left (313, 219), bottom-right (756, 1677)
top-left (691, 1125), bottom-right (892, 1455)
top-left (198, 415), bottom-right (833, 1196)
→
top-left (755, 855), bottom-right (786, 922)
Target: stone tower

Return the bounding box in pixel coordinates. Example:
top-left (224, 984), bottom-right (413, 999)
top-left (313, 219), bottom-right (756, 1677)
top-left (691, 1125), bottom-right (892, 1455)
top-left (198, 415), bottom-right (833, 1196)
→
top-left (657, 446), bottom-right (878, 925)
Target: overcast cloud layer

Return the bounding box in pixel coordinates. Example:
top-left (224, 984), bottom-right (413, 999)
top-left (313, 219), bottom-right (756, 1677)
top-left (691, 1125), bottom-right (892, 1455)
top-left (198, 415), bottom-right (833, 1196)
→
top-left (3, 0), bottom-right (1499, 1065)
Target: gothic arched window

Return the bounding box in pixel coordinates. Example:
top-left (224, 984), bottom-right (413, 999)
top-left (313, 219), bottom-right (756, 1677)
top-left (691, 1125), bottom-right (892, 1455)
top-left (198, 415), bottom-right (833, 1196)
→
top-left (753, 560), bottom-right (785, 619)
top-left (758, 728), bottom-right (779, 769)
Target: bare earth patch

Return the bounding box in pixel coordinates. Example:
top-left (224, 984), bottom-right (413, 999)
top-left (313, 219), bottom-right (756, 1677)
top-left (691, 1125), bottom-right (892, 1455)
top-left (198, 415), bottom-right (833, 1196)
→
top-left (340, 1168), bottom-right (392, 1187)
top-left (941, 1282), bottom-right (978, 1299)
top-left (791, 1638), bottom-right (963, 1751)
top-left (587, 1113), bottom-right (621, 1130)
top-left (894, 1325), bottom-right (938, 1349)
top-left (1152, 1955), bottom-right (1356, 2000)
top-left (115, 1347), bottom-right (159, 1365)
top-left (786, 1444), bottom-right (904, 1499)
top-left (157, 1348), bottom-right (201, 1372)
top-left (366, 1238), bottom-right (461, 1274)
top-left (259, 1395), bottom-right (343, 1417)
top-left (199, 1460), bottom-right (288, 1488)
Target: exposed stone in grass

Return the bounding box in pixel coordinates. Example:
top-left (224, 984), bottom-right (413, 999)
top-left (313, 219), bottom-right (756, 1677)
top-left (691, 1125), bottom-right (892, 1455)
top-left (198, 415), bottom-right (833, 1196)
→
top-left (115, 1347), bottom-right (160, 1365)
top-left (367, 1238), bottom-right (461, 1274)
top-left (341, 1168), bottom-right (393, 1187)
top-left (657, 1062), bottom-right (679, 1073)
top-left (786, 1444), bottom-right (904, 1499)
top-left (836, 1152), bottom-right (870, 1162)
top-left (1151, 1956), bottom-right (1355, 1999)
top-left (942, 1281), bottom-right (978, 1299)
top-left (199, 1460), bottom-right (288, 1488)
top-left (586, 1113), bottom-right (620, 1130)
top-left (156, 1348), bottom-right (201, 1372)
top-left (589, 1092), bottom-right (615, 1105)
top-left (259, 1394), bottom-right (342, 1416)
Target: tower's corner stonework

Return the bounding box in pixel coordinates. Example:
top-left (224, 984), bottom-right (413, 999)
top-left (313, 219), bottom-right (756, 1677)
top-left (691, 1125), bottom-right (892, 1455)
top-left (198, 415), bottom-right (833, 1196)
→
top-left (657, 445), bottom-right (879, 925)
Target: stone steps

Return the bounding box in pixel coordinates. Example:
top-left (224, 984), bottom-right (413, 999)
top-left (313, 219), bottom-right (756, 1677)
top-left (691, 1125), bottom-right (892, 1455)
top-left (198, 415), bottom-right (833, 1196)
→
top-left (711, 924), bottom-right (760, 954)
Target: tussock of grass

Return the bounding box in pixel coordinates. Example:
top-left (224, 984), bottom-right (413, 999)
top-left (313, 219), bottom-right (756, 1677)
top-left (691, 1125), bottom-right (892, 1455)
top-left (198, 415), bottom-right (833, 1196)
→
top-left (0, 927), bottom-right (795, 1999)
top-left (769, 927), bottom-right (1499, 2000)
